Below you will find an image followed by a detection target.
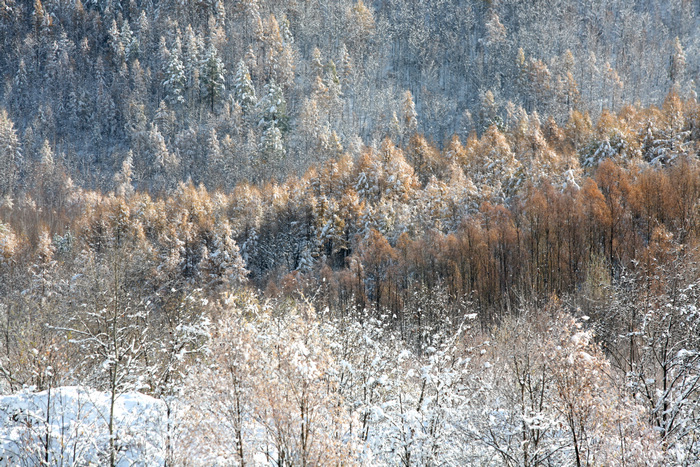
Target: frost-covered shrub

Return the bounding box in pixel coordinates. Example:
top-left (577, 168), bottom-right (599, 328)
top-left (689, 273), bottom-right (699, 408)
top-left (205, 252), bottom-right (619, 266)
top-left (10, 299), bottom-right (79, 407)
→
top-left (0, 387), bottom-right (166, 466)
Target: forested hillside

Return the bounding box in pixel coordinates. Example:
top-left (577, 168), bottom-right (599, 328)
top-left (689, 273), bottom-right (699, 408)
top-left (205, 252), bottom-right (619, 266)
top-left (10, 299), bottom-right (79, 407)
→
top-left (0, 0), bottom-right (697, 191)
top-left (1, 0), bottom-right (700, 465)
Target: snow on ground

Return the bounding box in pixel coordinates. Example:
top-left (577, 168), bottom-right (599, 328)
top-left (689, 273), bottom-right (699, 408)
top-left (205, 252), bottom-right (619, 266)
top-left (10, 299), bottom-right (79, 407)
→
top-left (0, 386), bottom-right (166, 466)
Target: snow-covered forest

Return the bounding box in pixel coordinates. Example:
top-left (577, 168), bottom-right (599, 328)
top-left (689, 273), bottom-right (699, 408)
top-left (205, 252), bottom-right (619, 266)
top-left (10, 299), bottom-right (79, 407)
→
top-left (1, 0), bottom-right (700, 464)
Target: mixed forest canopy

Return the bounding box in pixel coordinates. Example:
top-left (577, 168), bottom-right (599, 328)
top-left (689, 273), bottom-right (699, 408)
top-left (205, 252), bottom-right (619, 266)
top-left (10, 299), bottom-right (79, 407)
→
top-left (1, 0), bottom-right (700, 465)
top-left (0, 0), bottom-right (697, 190)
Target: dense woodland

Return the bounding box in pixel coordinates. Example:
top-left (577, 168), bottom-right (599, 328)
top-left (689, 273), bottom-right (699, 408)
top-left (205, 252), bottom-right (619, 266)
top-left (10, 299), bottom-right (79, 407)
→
top-left (1, 0), bottom-right (700, 465)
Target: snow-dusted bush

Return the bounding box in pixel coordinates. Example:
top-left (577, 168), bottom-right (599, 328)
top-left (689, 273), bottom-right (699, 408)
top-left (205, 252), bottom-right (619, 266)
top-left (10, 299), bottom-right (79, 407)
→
top-left (0, 387), bottom-right (166, 466)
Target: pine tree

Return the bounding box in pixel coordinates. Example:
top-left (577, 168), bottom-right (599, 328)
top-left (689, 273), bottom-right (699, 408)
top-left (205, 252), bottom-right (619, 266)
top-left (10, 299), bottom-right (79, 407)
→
top-left (310, 59), bottom-right (343, 128)
top-left (604, 62), bottom-right (624, 111)
top-left (121, 20), bottom-right (139, 62)
top-left (108, 19), bottom-right (125, 65)
top-left (154, 100), bottom-right (175, 136)
top-left (669, 36), bottom-right (686, 90)
top-left (402, 89), bottom-right (418, 140)
top-left (11, 59), bottom-right (28, 113)
top-left (163, 46), bottom-right (186, 106)
top-left (114, 152), bottom-right (134, 198)
top-left (257, 80), bottom-right (288, 133)
top-left (200, 45), bottom-right (226, 112)
top-left (205, 128), bottom-right (225, 188)
top-left (254, 80), bottom-right (288, 175)
top-left (145, 124), bottom-right (178, 190)
top-left (298, 97), bottom-right (321, 155)
top-left (311, 47), bottom-right (323, 78)
top-left (182, 26), bottom-right (202, 103)
top-left (135, 11), bottom-right (150, 52)
top-left (260, 122), bottom-right (285, 163)
top-left (480, 90), bottom-right (498, 131)
top-left (0, 109), bottom-right (20, 199)
top-left (207, 220), bottom-right (248, 287)
top-left (234, 59), bottom-right (257, 115)
top-left (32, 0), bottom-right (50, 33)
top-left (324, 60), bottom-right (341, 96)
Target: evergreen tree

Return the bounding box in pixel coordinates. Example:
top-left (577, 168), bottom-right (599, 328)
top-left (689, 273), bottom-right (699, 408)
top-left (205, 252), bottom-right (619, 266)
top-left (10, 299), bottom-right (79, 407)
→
top-left (32, 0), bottom-right (50, 33)
top-left (205, 128), bottom-right (225, 188)
top-left (311, 47), bottom-right (323, 78)
top-left (108, 19), bottom-right (125, 65)
top-left (121, 20), bottom-right (139, 62)
top-left (200, 45), bottom-right (226, 112)
top-left (114, 152), bottom-right (134, 198)
top-left (402, 89), bottom-right (418, 140)
top-left (163, 46), bottom-right (186, 106)
top-left (182, 26), bottom-right (202, 103)
top-left (480, 89), bottom-right (499, 131)
top-left (669, 36), bottom-right (686, 90)
top-left (0, 110), bottom-right (20, 199)
top-left (260, 122), bottom-right (285, 163)
top-left (257, 80), bottom-right (288, 133)
top-left (234, 59), bottom-right (257, 115)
